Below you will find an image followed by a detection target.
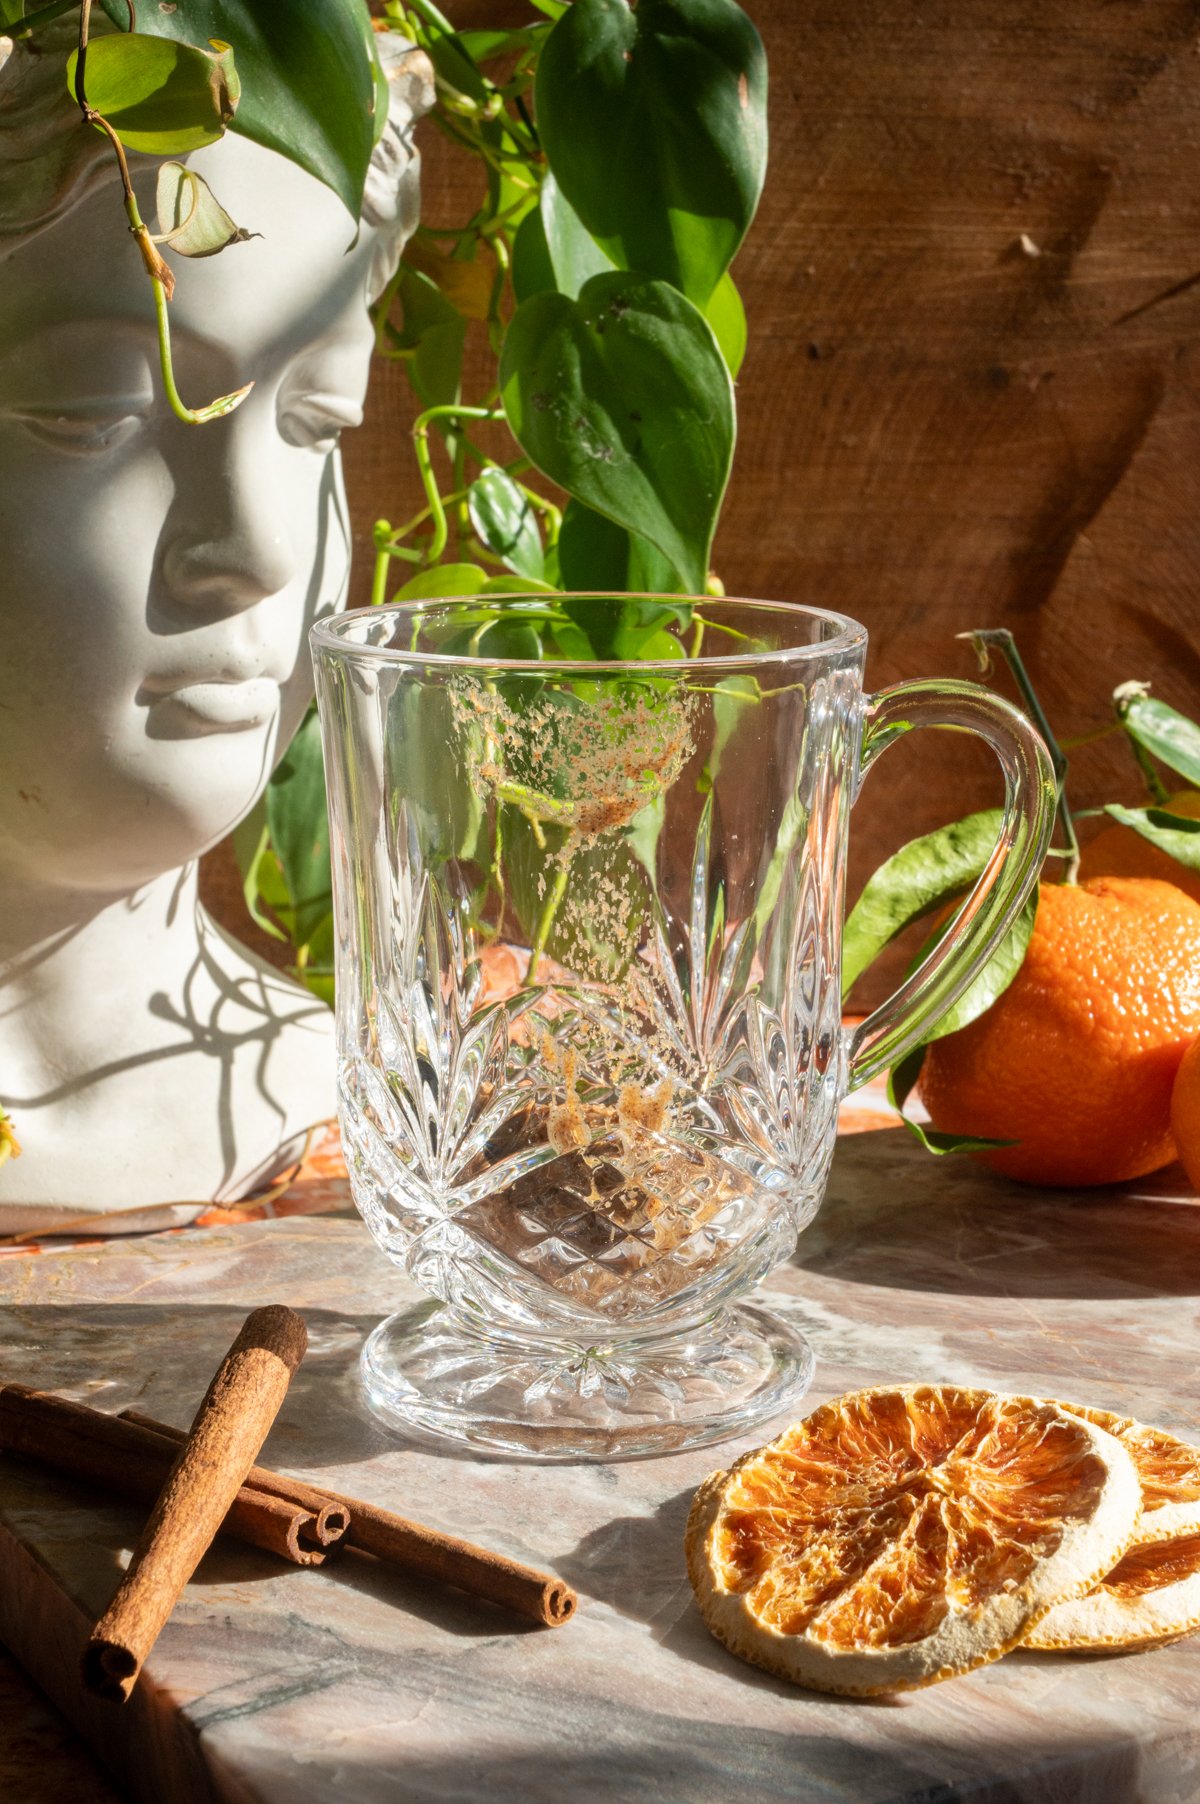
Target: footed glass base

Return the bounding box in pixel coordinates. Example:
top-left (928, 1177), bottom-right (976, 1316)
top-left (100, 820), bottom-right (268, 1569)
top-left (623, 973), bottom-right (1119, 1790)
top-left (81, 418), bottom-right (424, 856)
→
top-left (359, 1297), bottom-right (815, 1461)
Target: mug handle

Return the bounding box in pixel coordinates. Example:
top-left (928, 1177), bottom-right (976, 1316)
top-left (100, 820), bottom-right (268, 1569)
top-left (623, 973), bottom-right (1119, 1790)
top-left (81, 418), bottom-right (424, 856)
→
top-left (844, 677), bottom-right (1057, 1090)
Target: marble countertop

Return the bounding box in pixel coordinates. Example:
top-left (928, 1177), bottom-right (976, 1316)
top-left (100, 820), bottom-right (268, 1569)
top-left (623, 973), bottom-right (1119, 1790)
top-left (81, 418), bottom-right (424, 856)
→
top-left (0, 1128), bottom-right (1197, 1803)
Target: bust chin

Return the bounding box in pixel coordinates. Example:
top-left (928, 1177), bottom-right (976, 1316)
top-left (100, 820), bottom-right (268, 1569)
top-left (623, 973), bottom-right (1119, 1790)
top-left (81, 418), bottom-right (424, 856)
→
top-left (0, 39), bottom-right (433, 1229)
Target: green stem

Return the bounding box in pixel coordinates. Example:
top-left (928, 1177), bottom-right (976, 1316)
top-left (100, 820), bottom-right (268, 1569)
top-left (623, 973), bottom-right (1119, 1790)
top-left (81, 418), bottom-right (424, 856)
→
top-left (961, 628), bottom-right (1079, 882)
top-left (411, 405), bottom-right (501, 565)
top-left (1129, 734), bottom-right (1171, 805)
top-left (526, 859), bottom-right (569, 985)
top-left (400, 0), bottom-right (455, 36)
top-left (73, 3), bottom-right (250, 426)
top-left (11, 0), bottom-right (80, 36)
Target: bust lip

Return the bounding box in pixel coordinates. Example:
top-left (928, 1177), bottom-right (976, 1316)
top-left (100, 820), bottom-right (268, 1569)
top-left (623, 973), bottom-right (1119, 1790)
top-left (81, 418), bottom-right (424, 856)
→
top-left (145, 676), bottom-right (280, 734)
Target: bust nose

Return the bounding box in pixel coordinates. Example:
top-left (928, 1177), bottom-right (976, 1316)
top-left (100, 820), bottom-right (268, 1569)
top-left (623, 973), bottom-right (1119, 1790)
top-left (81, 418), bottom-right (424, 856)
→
top-left (159, 409), bottom-right (300, 615)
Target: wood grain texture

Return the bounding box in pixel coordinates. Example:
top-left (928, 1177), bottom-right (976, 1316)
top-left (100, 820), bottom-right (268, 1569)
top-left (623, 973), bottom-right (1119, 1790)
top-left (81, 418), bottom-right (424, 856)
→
top-left (204, 0), bottom-right (1200, 999)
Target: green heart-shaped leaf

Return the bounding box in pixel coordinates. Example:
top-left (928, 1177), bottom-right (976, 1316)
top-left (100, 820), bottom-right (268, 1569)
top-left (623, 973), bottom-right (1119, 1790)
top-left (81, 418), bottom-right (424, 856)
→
top-left (67, 33), bottom-right (236, 154)
top-left (155, 161), bottom-right (258, 258)
top-left (468, 468), bottom-right (545, 581)
top-left (535, 0), bottom-right (767, 308)
top-left (556, 498), bottom-right (684, 594)
top-left (264, 706), bottom-right (332, 948)
top-left (705, 271), bottom-right (747, 377)
top-left (500, 272), bottom-right (734, 594)
top-left (541, 171), bottom-right (613, 299)
top-left (100, 0), bottom-right (379, 219)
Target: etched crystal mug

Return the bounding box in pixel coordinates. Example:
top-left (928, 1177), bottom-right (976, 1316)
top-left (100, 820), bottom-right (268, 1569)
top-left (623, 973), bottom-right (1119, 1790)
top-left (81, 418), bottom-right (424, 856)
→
top-left (312, 596), bottom-right (1055, 1458)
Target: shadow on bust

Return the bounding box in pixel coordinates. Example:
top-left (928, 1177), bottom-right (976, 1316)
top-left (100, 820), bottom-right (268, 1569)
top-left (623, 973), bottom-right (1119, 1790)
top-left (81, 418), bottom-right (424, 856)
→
top-left (0, 26), bottom-right (433, 1227)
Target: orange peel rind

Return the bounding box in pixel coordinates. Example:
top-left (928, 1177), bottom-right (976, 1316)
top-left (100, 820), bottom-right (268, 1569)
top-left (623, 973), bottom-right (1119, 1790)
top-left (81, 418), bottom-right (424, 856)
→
top-left (1025, 1404), bottom-right (1200, 1651)
top-left (685, 1384), bottom-right (1142, 1695)
top-left (1024, 1509), bottom-right (1200, 1652)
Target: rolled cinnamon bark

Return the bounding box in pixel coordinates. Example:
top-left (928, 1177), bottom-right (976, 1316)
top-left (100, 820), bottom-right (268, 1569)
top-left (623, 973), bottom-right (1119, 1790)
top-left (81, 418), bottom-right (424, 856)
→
top-left (126, 1411), bottom-right (575, 1627)
top-left (0, 1385), bottom-right (336, 1565)
top-left (331, 1491), bottom-right (577, 1627)
top-left (121, 1409), bottom-right (347, 1547)
top-left (82, 1304), bottom-right (308, 1702)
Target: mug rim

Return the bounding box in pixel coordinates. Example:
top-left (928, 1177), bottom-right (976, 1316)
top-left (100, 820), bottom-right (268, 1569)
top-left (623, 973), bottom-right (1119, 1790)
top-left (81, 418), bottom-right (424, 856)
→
top-left (311, 594), bottom-right (869, 674)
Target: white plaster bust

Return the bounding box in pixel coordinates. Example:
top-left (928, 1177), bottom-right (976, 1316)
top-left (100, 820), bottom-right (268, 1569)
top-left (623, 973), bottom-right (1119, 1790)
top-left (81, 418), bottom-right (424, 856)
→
top-left (0, 28), bottom-right (432, 1229)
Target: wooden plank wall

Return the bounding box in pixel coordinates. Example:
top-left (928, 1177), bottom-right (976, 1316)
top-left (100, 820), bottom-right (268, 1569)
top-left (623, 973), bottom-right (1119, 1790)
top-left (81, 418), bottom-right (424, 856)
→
top-left (206, 0), bottom-right (1200, 997)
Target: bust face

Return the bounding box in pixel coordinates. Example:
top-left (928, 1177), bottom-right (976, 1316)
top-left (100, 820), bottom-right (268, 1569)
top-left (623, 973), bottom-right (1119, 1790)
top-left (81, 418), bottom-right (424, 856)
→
top-left (0, 130), bottom-right (383, 895)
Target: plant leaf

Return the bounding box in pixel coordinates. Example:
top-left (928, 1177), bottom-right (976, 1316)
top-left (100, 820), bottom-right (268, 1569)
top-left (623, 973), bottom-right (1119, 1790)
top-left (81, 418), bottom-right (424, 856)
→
top-left (1103, 804), bottom-right (1200, 871)
top-left (887, 1049), bottom-right (1017, 1156)
top-left (556, 498), bottom-right (685, 593)
top-left (841, 808), bottom-right (1005, 997)
top-left (535, 0), bottom-right (767, 308)
top-left (540, 171), bottom-right (613, 299)
top-left (264, 707), bottom-right (332, 948)
top-left (511, 206), bottom-right (557, 305)
top-left (384, 266), bottom-right (466, 412)
top-left (1118, 693), bottom-right (1200, 789)
top-left (500, 272), bottom-right (734, 594)
top-left (391, 563), bottom-right (489, 600)
top-left (705, 270), bottom-right (747, 377)
top-left (100, 0), bottom-right (378, 219)
top-left (67, 34), bottom-right (236, 154)
top-left (468, 467), bottom-right (544, 580)
top-left (914, 891), bottom-right (1038, 1042)
top-left (155, 161), bottom-right (257, 258)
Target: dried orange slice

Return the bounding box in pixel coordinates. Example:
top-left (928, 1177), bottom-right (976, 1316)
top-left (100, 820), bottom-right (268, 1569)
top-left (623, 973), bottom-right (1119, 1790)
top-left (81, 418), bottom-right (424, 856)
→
top-left (1026, 1406), bottom-right (1200, 1651)
top-left (685, 1385), bottom-right (1141, 1695)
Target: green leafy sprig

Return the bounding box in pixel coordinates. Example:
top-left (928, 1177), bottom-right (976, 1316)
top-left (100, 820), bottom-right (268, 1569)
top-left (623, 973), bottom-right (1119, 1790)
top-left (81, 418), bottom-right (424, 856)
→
top-left (251, 0), bottom-right (770, 994)
top-left (842, 631), bottom-right (1200, 1156)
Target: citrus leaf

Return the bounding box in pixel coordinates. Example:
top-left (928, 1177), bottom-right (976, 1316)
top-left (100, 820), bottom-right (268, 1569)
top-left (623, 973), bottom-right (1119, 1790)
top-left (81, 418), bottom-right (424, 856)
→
top-left (155, 161), bottom-right (257, 258)
top-left (468, 468), bottom-right (544, 581)
top-left (841, 809), bottom-right (1005, 997)
top-left (535, 0), bottom-right (767, 308)
top-left (1104, 803), bottom-right (1200, 871)
top-left (500, 272), bottom-right (734, 595)
top-left (264, 707), bottom-right (332, 947)
top-left (100, 0), bottom-right (378, 219)
top-left (1118, 693), bottom-right (1200, 789)
top-left (915, 891), bottom-right (1038, 1042)
top-left (67, 34), bottom-right (235, 154)
top-left (887, 1049), bottom-right (1017, 1157)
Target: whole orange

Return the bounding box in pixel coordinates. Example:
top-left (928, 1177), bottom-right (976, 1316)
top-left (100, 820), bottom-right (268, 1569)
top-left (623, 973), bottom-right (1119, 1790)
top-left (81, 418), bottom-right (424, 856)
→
top-left (917, 876), bottom-right (1200, 1187)
top-left (1079, 790), bottom-right (1200, 908)
top-left (1169, 1036), bottom-right (1200, 1193)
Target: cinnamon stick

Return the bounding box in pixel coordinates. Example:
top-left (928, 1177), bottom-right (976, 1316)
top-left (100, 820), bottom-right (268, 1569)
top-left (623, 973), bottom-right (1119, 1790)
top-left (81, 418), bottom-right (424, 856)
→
top-left (121, 1409), bottom-right (346, 1546)
top-left (82, 1304), bottom-right (308, 1701)
top-left (0, 1385), bottom-right (341, 1565)
top-left (126, 1410), bottom-right (576, 1628)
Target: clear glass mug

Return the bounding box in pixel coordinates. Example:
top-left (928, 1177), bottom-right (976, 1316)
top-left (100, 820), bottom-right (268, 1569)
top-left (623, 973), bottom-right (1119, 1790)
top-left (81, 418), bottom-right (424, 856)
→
top-left (311, 596), bottom-right (1055, 1459)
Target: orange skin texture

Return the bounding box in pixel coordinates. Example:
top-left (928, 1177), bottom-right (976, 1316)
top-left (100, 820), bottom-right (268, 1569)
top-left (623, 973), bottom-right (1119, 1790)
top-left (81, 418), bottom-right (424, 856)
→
top-left (1078, 791), bottom-right (1200, 909)
top-left (917, 877), bottom-right (1200, 1188)
top-left (1170, 1037), bottom-right (1200, 1194)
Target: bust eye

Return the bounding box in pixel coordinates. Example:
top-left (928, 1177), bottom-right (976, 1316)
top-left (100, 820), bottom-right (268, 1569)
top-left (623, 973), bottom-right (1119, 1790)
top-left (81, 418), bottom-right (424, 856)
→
top-left (278, 392), bottom-right (364, 455)
top-left (8, 406), bottom-right (146, 456)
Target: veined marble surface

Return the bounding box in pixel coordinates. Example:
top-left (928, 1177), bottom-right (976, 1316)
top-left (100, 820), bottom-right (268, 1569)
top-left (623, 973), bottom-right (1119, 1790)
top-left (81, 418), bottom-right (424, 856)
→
top-left (0, 1129), bottom-right (1197, 1804)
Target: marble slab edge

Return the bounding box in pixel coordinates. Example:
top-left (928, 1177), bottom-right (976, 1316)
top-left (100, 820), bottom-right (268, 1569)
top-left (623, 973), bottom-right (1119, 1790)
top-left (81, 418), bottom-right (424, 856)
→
top-left (0, 1509), bottom-right (220, 1804)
